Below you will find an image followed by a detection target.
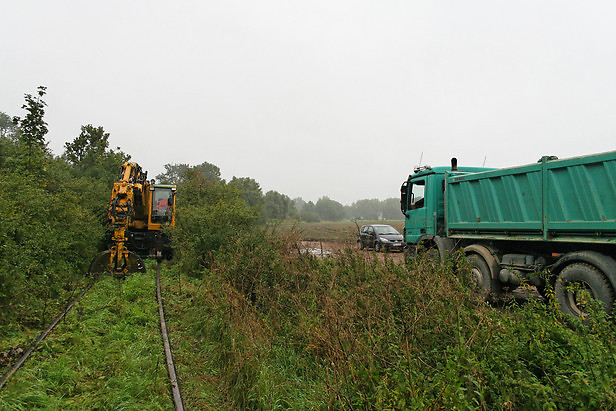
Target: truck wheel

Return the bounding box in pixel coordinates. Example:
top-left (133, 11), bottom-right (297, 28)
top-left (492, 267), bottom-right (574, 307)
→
top-left (468, 253), bottom-right (492, 296)
top-left (358, 240), bottom-right (364, 250)
top-left (555, 263), bottom-right (614, 318)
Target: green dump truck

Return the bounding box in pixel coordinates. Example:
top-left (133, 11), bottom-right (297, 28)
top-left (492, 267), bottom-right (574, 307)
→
top-left (400, 151), bottom-right (616, 317)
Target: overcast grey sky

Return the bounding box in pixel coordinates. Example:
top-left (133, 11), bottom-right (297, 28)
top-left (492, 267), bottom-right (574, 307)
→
top-left (2, 1), bottom-right (615, 204)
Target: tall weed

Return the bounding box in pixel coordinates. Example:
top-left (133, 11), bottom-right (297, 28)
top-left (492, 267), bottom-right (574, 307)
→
top-left (179, 231), bottom-right (616, 409)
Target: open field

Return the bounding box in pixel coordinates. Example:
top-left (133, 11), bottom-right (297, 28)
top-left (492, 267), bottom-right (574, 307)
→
top-left (277, 220), bottom-right (405, 243)
top-left (278, 220), bottom-right (406, 262)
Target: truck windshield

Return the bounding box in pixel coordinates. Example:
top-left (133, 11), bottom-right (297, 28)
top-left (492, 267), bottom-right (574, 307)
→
top-left (151, 187), bottom-right (174, 223)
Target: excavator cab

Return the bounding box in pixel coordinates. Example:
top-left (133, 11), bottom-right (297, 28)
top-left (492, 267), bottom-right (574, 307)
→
top-left (150, 185), bottom-right (176, 225)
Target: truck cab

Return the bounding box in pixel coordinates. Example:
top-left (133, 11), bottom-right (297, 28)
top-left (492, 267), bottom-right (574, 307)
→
top-left (401, 164), bottom-right (488, 245)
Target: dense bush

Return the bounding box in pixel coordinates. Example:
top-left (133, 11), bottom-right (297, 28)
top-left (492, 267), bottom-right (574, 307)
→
top-left (177, 232), bottom-right (616, 409)
top-left (0, 151), bottom-right (108, 325)
top-left (0, 98), bottom-right (127, 328)
top-left (170, 167), bottom-right (260, 275)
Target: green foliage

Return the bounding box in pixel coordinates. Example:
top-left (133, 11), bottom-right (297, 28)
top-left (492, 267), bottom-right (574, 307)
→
top-left (228, 176), bottom-right (264, 209)
top-left (345, 197), bottom-right (403, 220)
top-left (0, 94), bottom-right (129, 329)
top-left (62, 124), bottom-right (130, 187)
top-left (300, 200), bottom-right (320, 222)
top-left (0, 273), bottom-right (171, 409)
top-left (315, 196), bottom-right (345, 221)
top-left (263, 190), bottom-right (294, 221)
top-left (173, 232), bottom-right (616, 409)
top-left (156, 161), bottom-right (221, 185)
top-left (166, 232), bottom-right (328, 409)
top-left (349, 198), bottom-right (381, 220)
top-left (0, 156), bottom-right (105, 325)
top-left (155, 162), bottom-right (190, 185)
top-left (171, 165), bottom-right (260, 275)
top-left (12, 86), bottom-right (49, 171)
top-left (64, 125), bottom-right (108, 166)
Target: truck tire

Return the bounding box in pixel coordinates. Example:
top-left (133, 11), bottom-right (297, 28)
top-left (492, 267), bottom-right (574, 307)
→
top-left (468, 253), bottom-right (492, 296)
top-left (358, 240), bottom-right (364, 250)
top-left (555, 263), bottom-right (615, 318)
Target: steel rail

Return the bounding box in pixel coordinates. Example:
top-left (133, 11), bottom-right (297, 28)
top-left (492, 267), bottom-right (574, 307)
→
top-left (0, 278), bottom-right (97, 390)
top-left (156, 263), bottom-right (184, 411)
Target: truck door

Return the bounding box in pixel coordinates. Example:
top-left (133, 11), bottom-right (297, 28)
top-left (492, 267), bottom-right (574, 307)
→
top-left (405, 178), bottom-right (428, 244)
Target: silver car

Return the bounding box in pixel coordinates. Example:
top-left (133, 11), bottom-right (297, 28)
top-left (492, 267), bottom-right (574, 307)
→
top-left (358, 224), bottom-right (405, 252)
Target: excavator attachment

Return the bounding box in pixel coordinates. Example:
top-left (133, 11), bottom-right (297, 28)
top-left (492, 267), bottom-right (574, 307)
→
top-left (89, 249), bottom-right (146, 277)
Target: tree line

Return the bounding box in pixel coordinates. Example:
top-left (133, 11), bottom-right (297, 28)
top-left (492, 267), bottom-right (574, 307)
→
top-left (156, 163), bottom-right (404, 222)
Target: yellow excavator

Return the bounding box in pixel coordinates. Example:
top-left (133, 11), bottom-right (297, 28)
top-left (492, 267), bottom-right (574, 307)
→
top-left (89, 162), bottom-right (176, 277)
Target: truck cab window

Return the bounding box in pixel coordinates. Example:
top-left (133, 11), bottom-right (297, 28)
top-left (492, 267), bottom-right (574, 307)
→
top-left (411, 180), bottom-right (425, 209)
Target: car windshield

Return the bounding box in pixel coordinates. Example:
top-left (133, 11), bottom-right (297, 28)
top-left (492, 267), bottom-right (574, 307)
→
top-left (374, 225), bottom-right (399, 235)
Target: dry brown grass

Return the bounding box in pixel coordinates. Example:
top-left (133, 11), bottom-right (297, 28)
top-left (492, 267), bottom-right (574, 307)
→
top-left (277, 220), bottom-right (404, 243)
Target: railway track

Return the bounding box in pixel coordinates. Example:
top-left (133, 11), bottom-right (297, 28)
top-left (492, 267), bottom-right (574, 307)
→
top-left (0, 264), bottom-right (185, 409)
top-left (156, 263), bottom-right (184, 411)
top-left (0, 277), bottom-right (98, 390)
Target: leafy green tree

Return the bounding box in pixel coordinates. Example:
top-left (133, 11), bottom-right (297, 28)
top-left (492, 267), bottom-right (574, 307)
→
top-left (315, 196), bottom-right (345, 221)
top-left (62, 124), bottom-right (130, 215)
top-left (156, 161), bottom-right (221, 185)
top-left (192, 161), bottom-right (221, 182)
top-left (156, 163), bottom-right (190, 185)
top-left (229, 177), bottom-right (264, 209)
top-left (0, 87), bottom-right (131, 327)
top-left (0, 152), bottom-right (106, 324)
top-left (263, 190), bottom-right (293, 220)
top-left (172, 167), bottom-right (259, 274)
top-left (63, 124), bottom-right (110, 167)
top-left (349, 198), bottom-right (380, 220)
top-left (13, 86), bottom-right (49, 170)
top-left (300, 201), bottom-right (320, 222)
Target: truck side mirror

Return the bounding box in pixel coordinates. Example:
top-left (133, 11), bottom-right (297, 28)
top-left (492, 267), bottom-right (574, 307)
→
top-left (400, 181), bottom-right (408, 213)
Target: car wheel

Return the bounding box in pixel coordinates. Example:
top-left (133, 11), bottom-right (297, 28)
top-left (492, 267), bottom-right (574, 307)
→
top-left (358, 240), bottom-right (364, 250)
top-left (375, 242), bottom-right (381, 252)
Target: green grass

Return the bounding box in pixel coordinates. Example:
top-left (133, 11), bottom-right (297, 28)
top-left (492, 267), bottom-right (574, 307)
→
top-left (157, 264), bottom-right (227, 409)
top-left (0, 266), bottom-right (173, 410)
top-left (5, 227), bottom-right (616, 409)
top-left (158, 260), bottom-right (328, 409)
